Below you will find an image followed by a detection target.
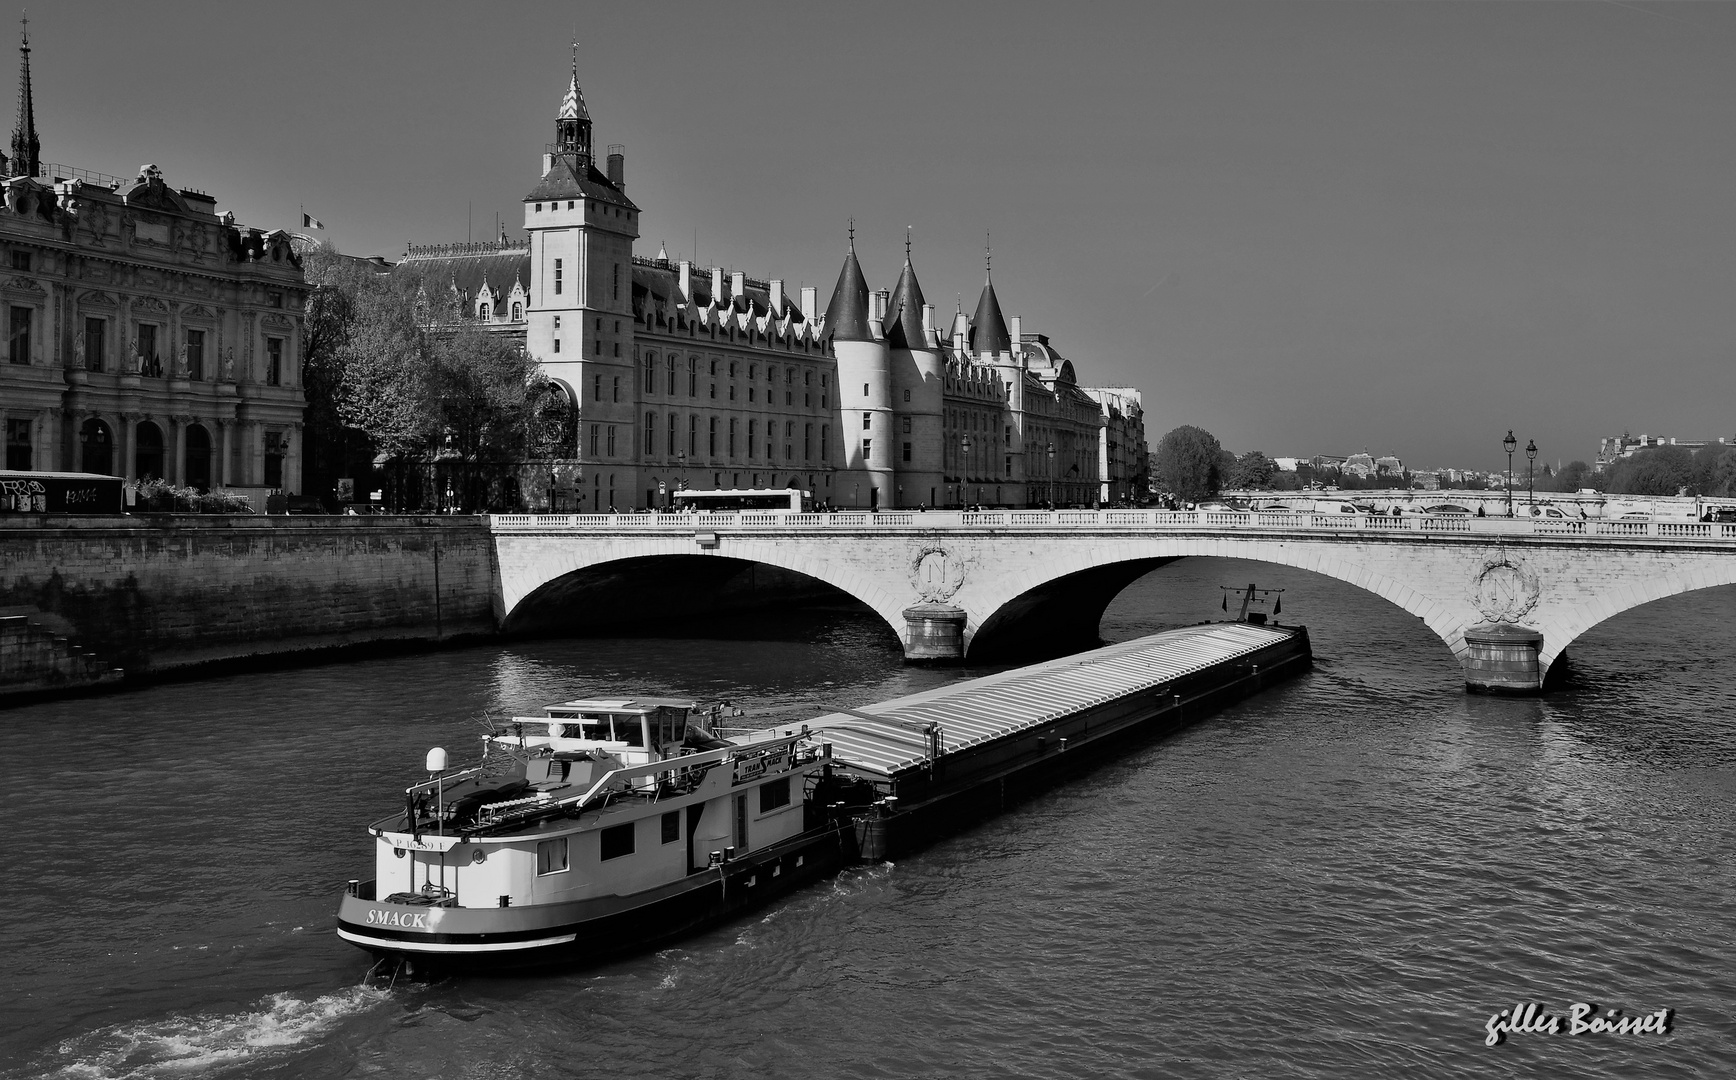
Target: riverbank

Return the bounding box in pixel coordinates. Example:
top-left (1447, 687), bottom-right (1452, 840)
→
top-left (0, 516), bottom-right (497, 700)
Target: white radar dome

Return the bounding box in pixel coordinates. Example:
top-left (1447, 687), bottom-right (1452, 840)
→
top-left (425, 746), bottom-right (448, 773)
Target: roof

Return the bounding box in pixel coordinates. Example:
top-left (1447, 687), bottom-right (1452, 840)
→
top-left (559, 75), bottom-right (590, 122)
top-left (631, 261), bottom-right (805, 323)
top-left (525, 155), bottom-right (638, 211)
top-left (970, 271), bottom-right (1011, 354)
top-left (544, 697), bottom-right (698, 715)
top-left (394, 249), bottom-right (531, 302)
top-left (884, 259), bottom-right (928, 350)
top-left (811, 623), bottom-right (1292, 776)
top-left (823, 246), bottom-right (872, 342)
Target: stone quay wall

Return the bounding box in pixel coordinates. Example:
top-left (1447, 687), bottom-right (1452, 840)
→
top-left (0, 516), bottom-right (498, 682)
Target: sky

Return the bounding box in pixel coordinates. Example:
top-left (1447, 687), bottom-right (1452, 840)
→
top-left (20, 1), bottom-right (1736, 472)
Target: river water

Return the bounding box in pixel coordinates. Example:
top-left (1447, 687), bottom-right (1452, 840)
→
top-left (1, 557), bottom-right (1732, 1079)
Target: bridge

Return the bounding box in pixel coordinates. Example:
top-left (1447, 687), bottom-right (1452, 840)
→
top-left (490, 508), bottom-right (1736, 693)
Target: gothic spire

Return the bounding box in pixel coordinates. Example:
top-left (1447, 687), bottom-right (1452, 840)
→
top-left (11, 14), bottom-right (38, 179)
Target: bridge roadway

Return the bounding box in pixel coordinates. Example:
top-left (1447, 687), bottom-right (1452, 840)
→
top-left (490, 508), bottom-right (1736, 693)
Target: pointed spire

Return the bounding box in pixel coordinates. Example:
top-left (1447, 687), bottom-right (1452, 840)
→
top-left (971, 267), bottom-right (1011, 355)
top-left (656, 239), bottom-right (669, 262)
top-left (884, 232), bottom-right (927, 350)
top-left (823, 225), bottom-right (872, 342)
top-left (11, 13), bottom-right (38, 179)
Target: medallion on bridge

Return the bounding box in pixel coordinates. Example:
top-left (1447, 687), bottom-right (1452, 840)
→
top-left (910, 545), bottom-right (968, 604)
top-left (1469, 552), bottom-right (1541, 624)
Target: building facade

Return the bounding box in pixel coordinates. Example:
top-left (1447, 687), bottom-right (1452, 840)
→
top-left (399, 62), bottom-right (1142, 510)
top-left (0, 29), bottom-right (308, 492)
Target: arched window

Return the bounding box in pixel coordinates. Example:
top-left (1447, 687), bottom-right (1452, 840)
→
top-left (134, 421), bottom-right (165, 481)
top-left (185, 424), bottom-right (212, 491)
top-left (511, 302), bottom-right (522, 321)
top-left (80, 417), bottom-right (113, 475)
top-left (479, 304), bottom-right (491, 320)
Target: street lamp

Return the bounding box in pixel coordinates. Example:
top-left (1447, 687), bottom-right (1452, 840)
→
top-left (1526, 439), bottom-right (1538, 513)
top-left (961, 435), bottom-right (972, 508)
top-left (1046, 442), bottom-right (1056, 509)
top-left (1503, 430), bottom-right (1517, 517)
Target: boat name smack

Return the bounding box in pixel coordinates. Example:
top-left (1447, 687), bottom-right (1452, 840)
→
top-left (366, 909), bottom-right (431, 930)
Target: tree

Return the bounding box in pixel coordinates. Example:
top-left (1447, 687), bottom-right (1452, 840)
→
top-left (1227, 451), bottom-right (1276, 490)
top-left (1546, 460), bottom-right (1598, 493)
top-left (1152, 425), bottom-right (1224, 504)
top-left (1690, 445), bottom-right (1736, 498)
top-left (302, 248), bottom-right (434, 504)
top-left (1606, 445), bottom-right (1694, 496)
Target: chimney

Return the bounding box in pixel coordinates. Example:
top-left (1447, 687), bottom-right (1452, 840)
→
top-left (873, 289), bottom-right (889, 323)
top-left (770, 279), bottom-right (785, 315)
top-left (679, 260), bottom-right (693, 302)
top-left (607, 145), bottom-right (625, 189)
top-left (710, 267), bottom-right (725, 304)
top-left (1009, 316), bottom-right (1021, 351)
top-left (731, 270), bottom-right (745, 300)
top-left (800, 286), bottom-right (817, 322)
top-left (541, 153), bottom-right (553, 175)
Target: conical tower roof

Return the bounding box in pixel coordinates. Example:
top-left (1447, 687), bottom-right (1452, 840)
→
top-left (884, 256), bottom-right (928, 350)
top-left (559, 73), bottom-right (590, 121)
top-left (971, 271), bottom-right (1011, 355)
top-left (823, 239), bottom-right (872, 342)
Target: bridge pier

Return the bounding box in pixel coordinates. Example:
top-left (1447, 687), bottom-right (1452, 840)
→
top-left (1461, 623), bottom-right (1545, 695)
top-left (902, 604), bottom-right (967, 662)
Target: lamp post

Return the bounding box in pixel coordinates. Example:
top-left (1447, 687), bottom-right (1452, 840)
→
top-left (1526, 439), bottom-right (1538, 513)
top-left (1503, 430), bottom-right (1517, 517)
top-left (961, 434), bottom-right (972, 508)
top-left (1046, 442), bottom-right (1056, 509)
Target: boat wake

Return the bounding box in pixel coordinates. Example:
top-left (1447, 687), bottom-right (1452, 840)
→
top-left (34, 986), bottom-right (389, 1080)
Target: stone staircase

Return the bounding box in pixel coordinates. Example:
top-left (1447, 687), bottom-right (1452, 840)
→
top-left (0, 607), bottom-right (124, 700)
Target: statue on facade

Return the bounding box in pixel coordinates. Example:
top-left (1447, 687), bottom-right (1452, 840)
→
top-left (222, 347), bottom-right (235, 381)
top-left (128, 338), bottom-right (142, 374)
top-left (174, 342), bottom-right (189, 378)
top-left (72, 332), bottom-right (85, 370)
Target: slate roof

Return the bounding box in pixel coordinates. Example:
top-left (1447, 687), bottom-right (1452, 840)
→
top-left (525, 155), bottom-right (638, 212)
top-left (396, 251), bottom-right (531, 305)
top-left (970, 271), bottom-right (1011, 354)
top-left (884, 259), bottom-right (928, 350)
top-left (823, 247), bottom-right (872, 342)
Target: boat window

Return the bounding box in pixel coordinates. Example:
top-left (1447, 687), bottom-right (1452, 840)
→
top-left (661, 811), bottom-right (680, 844)
top-left (536, 837), bottom-right (569, 875)
top-left (759, 777), bottom-right (791, 813)
top-left (600, 822), bottom-right (636, 861)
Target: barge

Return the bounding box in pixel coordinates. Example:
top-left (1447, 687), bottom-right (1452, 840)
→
top-left (336, 619), bottom-right (1309, 972)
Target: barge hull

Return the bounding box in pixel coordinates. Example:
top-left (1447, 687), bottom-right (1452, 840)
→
top-left (336, 824), bottom-right (854, 973)
top-left (831, 624), bottom-right (1312, 860)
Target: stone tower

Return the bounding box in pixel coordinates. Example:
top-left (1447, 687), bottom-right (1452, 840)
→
top-left (824, 231), bottom-right (893, 509)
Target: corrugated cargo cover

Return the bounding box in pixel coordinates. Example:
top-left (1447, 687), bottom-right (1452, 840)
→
top-left (813, 623), bottom-right (1293, 777)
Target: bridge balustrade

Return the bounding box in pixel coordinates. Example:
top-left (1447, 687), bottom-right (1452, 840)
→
top-left (488, 509), bottom-right (1736, 543)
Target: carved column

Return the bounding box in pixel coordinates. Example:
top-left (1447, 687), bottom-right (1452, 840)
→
top-left (286, 421), bottom-right (304, 495)
top-left (216, 418), bottom-right (232, 487)
top-left (121, 413), bottom-right (139, 483)
top-left (171, 414), bottom-right (189, 486)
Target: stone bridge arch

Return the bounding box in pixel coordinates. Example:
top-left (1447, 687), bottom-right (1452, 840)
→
top-left (1537, 562), bottom-right (1736, 671)
top-left (496, 535), bottom-right (913, 644)
top-left (960, 536), bottom-right (1451, 661)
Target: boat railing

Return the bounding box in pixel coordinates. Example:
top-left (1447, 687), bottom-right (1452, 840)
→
top-left (469, 730), bottom-right (816, 831)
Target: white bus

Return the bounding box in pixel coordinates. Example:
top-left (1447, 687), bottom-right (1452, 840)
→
top-left (670, 488), bottom-right (814, 513)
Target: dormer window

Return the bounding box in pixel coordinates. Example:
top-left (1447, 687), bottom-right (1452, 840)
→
top-left (512, 303), bottom-right (522, 320)
top-left (480, 304), bottom-right (490, 320)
